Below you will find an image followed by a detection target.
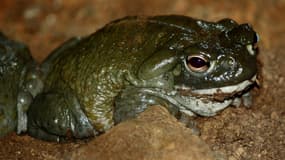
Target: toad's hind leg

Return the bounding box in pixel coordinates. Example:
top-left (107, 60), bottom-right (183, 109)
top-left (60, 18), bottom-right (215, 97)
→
top-left (27, 91), bottom-right (95, 141)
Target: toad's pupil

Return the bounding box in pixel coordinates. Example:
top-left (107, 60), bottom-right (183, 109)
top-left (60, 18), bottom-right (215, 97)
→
top-left (188, 57), bottom-right (206, 68)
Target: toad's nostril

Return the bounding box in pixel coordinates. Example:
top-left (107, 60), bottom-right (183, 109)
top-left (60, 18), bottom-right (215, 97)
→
top-left (221, 57), bottom-right (236, 70)
top-left (228, 57), bottom-right (235, 66)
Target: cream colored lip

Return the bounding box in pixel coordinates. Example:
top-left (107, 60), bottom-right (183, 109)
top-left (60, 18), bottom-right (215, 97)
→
top-left (191, 75), bottom-right (257, 95)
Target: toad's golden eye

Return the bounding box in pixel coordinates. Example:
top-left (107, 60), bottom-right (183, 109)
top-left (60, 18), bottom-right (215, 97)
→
top-left (186, 55), bottom-right (210, 72)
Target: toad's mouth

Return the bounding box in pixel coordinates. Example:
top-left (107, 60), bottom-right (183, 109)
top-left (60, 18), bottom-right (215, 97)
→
top-left (175, 75), bottom-right (257, 101)
top-left (131, 75), bottom-right (258, 117)
top-left (166, 74), bottom-right (258, 116)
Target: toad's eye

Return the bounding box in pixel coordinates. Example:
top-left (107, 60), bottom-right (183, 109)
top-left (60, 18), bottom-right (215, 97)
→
top-left (186, 55), bottom-right (210, 72)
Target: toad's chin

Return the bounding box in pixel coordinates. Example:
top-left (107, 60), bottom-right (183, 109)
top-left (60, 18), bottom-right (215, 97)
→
top-left (173, 75), bottom-right (257, 116)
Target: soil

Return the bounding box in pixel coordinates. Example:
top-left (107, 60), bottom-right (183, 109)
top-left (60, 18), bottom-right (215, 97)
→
top-left (0, 0), bottom-right (284, 160)
top-left (67, 106), bottom-right (220, 160)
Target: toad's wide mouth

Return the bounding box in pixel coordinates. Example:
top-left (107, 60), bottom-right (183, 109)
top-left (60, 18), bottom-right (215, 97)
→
top-left (175, 75), bottom-right (257, 101)
top-left (171, 75), bottom-right (257, 117)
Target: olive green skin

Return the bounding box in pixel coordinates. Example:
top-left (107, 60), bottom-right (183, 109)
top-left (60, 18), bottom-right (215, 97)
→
top-left (0, 33), bottom-right (40, 137)
top-left (27, 15), bottom-right (258, 141)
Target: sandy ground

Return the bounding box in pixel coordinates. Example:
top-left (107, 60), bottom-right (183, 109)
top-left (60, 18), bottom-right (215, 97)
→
top-left (0, 0), bottom-right (284, 160)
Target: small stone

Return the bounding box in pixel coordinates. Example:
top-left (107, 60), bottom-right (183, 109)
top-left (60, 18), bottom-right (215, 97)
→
top-left (278, 76), bottom-right (284, 84)
top-left (24, 6), bottom-right (41, 20)
top-left (256, 136), bottom-right (264, 143)
top-left (270, 111), bottom-right (279, 120)
top-left (235, 147), bottom-right (245, 157)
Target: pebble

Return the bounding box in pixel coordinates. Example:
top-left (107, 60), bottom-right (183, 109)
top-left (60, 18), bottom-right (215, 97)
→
top-left (270, 111), bottom-right (279, 120)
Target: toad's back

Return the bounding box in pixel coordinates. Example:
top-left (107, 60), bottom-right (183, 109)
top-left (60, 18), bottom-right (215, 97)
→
top-left (40, 16), bottom-right (202, 131)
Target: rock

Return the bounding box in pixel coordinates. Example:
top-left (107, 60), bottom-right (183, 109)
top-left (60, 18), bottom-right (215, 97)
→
top-left (66, 106), bottom-right (222, 160)
top-left (270, 111), bottom-right (279, 120)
